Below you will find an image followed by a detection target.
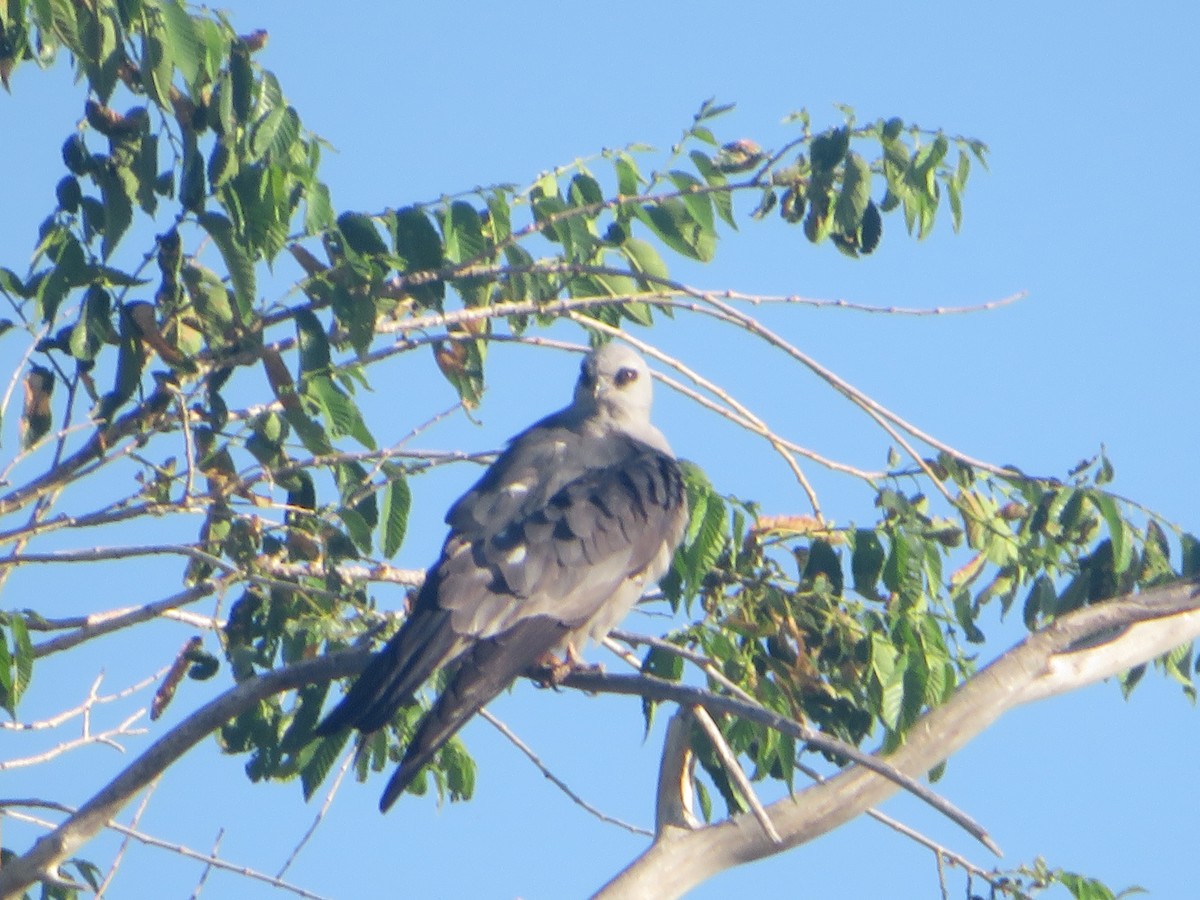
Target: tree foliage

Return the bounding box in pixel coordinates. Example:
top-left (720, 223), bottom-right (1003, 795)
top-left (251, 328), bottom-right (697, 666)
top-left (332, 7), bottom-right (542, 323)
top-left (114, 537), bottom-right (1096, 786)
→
top-left (0, 2), bottom-right (1195, 898)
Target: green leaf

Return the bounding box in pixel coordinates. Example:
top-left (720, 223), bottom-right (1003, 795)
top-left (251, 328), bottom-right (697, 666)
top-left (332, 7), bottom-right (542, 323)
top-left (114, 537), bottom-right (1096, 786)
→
top-left (0, 268), bottom-right (27, 299)
top-left (852, 529), bottom-right (885, 596)
top-left (304, 181), bottom-right (334, 234)
top-left (250, 101), bottom-right (287, 160)
top-left (330, 284), bottom-right (376, 358)
top-left (7, 614), bottom-right (32, 710)
top-left (301, 731), bottom-right (349, 800)
top-left (635, 198), bottom-right (714, 262)
top-left (667, 170), bottom-right (714, 233)
top-left (833, 151), bottom-right (871, 233)
top-left (485, 190), bottom-right (512, 243)
top-left (801, 539), bottom-right (843, 595)
top-left (94, 162), bottom-right (133, 259)
top-left (389, 206), bottom-right (445, 310)
top-left (1093, 493), bottom-right (1133, 575)
top-left (871, 635), bottom-right (905, 730)
top-left (568, 173), bottom-right (604, 207)
top-left (304, 375), bottom-right (375, 450)
top-left (197, 211), bottom-right (256, 321)
top-left (337, 506), bottom-right (372, 555)
top-left (381, 470), bottom-right (412, 558)
top-left (68, 285), bottom-right (112, 361)
top-left (810, 127), bottom-right (850, 172)
top-left (444, 201), bottom-right (487, 264)
top-left (337, 211), bottom-right (389, 257)
top-left (1023, 574), bottom-right (1056, 629)
top-left (159, 0), bottom-right (202, 87)
top-left (614, 153), bottom-right (644, 197)
top-left (295, 308), bottom-right (330, 375)
top-left (640, 646), bottom-right (685, 734)
top-left (620, 237), bottom-right (670, 288)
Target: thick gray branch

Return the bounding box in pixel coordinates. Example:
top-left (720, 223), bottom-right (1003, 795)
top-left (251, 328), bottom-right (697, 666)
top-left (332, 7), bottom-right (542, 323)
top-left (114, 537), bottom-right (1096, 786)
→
top-left (592, 576), bottom-right (1200, 899)
top-left (0, 650), bottom-right (370, 898)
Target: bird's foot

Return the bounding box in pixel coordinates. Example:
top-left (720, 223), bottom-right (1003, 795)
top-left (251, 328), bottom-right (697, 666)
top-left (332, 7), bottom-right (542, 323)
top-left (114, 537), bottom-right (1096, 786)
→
top-left (527, 651), bottom-right (603, 688)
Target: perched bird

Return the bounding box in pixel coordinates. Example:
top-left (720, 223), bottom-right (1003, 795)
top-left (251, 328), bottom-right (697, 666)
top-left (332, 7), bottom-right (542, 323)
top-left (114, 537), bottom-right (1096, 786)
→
top-left (314, 343), bottom-right (688, 811)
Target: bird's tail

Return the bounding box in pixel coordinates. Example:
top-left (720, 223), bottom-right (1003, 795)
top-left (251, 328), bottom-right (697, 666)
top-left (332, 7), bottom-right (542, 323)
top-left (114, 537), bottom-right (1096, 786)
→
top-left (378, 615), bottom-right (568, 811)
top-left (313, 606), bottom-right (459, 737)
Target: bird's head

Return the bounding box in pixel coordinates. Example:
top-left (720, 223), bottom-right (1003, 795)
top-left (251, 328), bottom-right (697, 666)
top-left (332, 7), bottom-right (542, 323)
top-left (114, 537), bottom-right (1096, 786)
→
top-left (574, 343), bottom-right (654, 426)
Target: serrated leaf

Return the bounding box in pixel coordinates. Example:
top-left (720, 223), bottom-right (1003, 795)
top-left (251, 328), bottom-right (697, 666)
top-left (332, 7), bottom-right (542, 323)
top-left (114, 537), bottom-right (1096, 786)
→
top-left (620, 236), bottom-right (670, 288)
top-left (337, 507), bottom-right (372, 555)
top-left (337, 211), bottom-right (389, 257)
top-left (389, 206), bottom-right (445, 310)
top-left (8, 614), bottom-right (32, 709)
top-left (444, 201), bottom-right (487, 263)
top-left (834, 151), bottom-right (871, 233)
top-left (635, 199), bottom-right (714, 262)
top-left (68, 285), bottom-right (112, 361)
top-left (197, 211), bottom-right (256, 320)
top-left (1023, 574), bottom-right (1056, 629)
top-left (304, 375), bottom-right (375, 450)
top-left (381, 471), bottom-right (411, 558)
top-left (1094, 493), bottom-right (1133, 575)
top-left (301, 731), bottom-right (349, 799)
top-left (94, 162), bottom-right (133, 259)
top-left (305, 181), bottom-right (334, 234)
top-left (159, 0), bottom-right (201, 86)
top-left (802, 538), bottom-right (843, 595)
top-left (250, 102), bottom-right (286, 160)
top-left (667, 170), bottom-right (714, 233)
top-left (295, 308), bottom-right (330, 375)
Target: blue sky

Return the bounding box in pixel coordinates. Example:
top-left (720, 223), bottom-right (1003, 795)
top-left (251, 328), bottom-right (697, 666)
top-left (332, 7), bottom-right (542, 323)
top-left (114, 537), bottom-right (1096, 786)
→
top-left (2, 1), bottom-right (1198, 897)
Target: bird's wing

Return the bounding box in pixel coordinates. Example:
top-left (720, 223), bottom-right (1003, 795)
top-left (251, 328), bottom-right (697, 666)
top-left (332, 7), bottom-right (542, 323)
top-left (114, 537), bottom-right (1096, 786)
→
top-left (378, 438), bottom-right (687, 808)
top-left (440, 437), bottom-right (687, 638)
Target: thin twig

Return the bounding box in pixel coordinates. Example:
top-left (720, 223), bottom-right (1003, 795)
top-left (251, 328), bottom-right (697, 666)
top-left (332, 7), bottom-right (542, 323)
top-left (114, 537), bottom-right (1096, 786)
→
top-left (0, 806), bottom-right (328, 900)
top-left (479, 709), bottom-right (652, 837)
top-left (189, 827), bottom-right (224, 899)
top-left (690, 705), bottom-right (781, 844)
top-left (276, 750), bottom-right (356, 878)
top-left (95, 780), bottom-right (159, 899)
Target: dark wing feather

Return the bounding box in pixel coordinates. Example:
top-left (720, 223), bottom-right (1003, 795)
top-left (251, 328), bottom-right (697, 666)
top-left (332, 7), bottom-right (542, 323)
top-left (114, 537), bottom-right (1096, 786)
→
top-left (378, 615), bottom-right (569, 811)
top-left (312, 588), bottom-right (461, 736)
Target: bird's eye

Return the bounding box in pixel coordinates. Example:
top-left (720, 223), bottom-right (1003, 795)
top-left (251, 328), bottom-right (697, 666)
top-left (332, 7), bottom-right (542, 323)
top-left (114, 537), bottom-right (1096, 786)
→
top-left (614, 367), bottom-right (639, 387)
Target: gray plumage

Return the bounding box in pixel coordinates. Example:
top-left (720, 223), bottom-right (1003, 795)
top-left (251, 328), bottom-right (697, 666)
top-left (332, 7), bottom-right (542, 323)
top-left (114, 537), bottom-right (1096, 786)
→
top-left (314, 343), bottom-right (688, 811)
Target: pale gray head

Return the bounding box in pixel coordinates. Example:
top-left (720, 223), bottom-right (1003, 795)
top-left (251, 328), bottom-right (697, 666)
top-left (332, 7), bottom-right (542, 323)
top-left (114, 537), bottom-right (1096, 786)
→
top-left (572, 343), bottom-right (655, 430)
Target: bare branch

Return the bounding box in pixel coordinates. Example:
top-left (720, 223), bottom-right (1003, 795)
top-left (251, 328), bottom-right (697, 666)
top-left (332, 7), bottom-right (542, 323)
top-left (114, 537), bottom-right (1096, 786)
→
top-left (689, 705), bottom-right (781, 844)
top-left (275, 750), bottom-right (356, 879)
top-left (189, 827), bottom-right (224, 899)
top-left (95, 780), bottom-right (159, 899)
top-left (479, 709), bottom-right (652, 837)
top-left (655, 709), bottom-right (700, 835)
top-left (0, 649), bottom-right (369, 897)
top-left (592, 576), bottom-right (1200, 899)
top-left (31, 579), bottom-right (224, 658)
top-left (0, 804), bottom-right (328, 900)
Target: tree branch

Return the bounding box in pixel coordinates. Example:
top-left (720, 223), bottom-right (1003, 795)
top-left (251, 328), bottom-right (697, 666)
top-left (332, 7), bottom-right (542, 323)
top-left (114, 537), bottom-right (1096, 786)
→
top-left (0, 649), bottom-right (370, 896)
top-left (591, 575), bottom-right (1200, 899)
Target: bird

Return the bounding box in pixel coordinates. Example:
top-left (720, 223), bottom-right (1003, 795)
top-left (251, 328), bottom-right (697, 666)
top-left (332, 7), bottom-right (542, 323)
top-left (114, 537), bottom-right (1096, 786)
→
top-left (313, 342), bottom-right (689, 811)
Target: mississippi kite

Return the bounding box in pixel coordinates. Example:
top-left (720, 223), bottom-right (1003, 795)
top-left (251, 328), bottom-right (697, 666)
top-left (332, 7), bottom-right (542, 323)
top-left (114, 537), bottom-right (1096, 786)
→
top-left (314, 343), bottom-right (688, 811)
